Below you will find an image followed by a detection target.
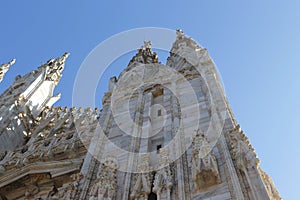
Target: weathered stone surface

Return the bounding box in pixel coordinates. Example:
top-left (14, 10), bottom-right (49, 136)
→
top-left (0, 31), bottom-right (280, 200)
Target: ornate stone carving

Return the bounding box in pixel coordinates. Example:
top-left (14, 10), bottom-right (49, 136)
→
top-left (130, 155), bottom-right (152, 200)
top-left (259, 168), bottom-right (281, 200)
top-left (127, 40), bottom-right (158, 68)
top-left (173, 29), bottom-right (202, 52)
top-left (47, 173), bottom-right (83, 200)
top-left (153, 148), bottom-right (173, 199)
top-left (0, 36), bottom-right (281, 200)
top-left (229, 125), bottom-right (259, 170)
top-left (24, 183), bottom-right (40, 199)
top-left (45, 52), bottom-right (69, 85)
top-left (89, 157), bottom-right (118, 200)
top-left (191, 130), bottom-right (221, 191)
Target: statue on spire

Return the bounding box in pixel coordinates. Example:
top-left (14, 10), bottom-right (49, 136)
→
top-left (176, 29), bottom-right (185, 38)
top-left (0, 58), bottom-right (16, 83)
top-left (126, 41), bottom-right (158, 66)
top-left (142, 40), bottom-right (152, 50)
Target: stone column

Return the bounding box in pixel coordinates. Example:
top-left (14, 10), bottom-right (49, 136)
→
top-left (172, 80), bottom-right (190, 200)
top-left (79, 104), bottom-right (112, 199)
top-left (201, 68), bottom-right (245, 200)
top-left (139, 92), bottom-right (152, 153)
top-left (122, 90), bottom-right (145, 199)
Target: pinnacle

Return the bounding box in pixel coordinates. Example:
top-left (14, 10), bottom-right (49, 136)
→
top-left (171, 29), bottom-right (202, 52)
top-left (141, 41), bottom-right (152, 51)
top-left (176, 29), bottom-right (185, 38)
top-left (60, 52), bottom-right (70, 63)
top-left (127, 41), bottom-right (158, 66)
top-left (9, 58), bottom-right (16, 66)
top-left (45, 52), bottom-right (70, 85)
top-left (0, 58), bottom-right (16, 83)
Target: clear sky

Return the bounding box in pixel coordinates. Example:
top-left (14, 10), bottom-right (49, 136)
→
top-left (1, 1), bottom-right (299, 199)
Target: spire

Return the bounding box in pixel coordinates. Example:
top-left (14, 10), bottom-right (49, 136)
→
top-left (44, 52), bottom-right (69, 85)
top-left (127, 41), bottom-right (158, 66)
top-left (167, 30), bottom-right (205, 70)
top-left (0, 58), bottom-right (16, 83)
top-left (171, 29), bottom-right (202, 53)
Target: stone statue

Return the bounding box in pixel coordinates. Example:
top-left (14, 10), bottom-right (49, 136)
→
top-left (191, 130), bottom-right (220, 191)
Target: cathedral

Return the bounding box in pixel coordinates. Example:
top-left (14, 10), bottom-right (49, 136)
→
top-left (0, 30), bottom-right (280, 200)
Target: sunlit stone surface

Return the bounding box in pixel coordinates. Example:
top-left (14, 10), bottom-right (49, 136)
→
top-left (0, 31), bottom-right (280, 200)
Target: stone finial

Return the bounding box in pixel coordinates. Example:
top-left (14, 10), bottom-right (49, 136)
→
top-left (8, 58), bottom-right (16, 65)
top-left (176, 29), bottom-right (185, 38)
top-left (0, 58), bottom-right (16, 83)
top-left (61, 52), bottom-right (70, 61)
top-left (170, 29), bottom-right (202, 53)
top-left (57, 52), bottom-right (70, 70)
top-left (127, 41), bottom-right (158, 66)
top-left (45, 52), bottom-right (70, 84)
top-left (141, 40), bottom-right (152, 50)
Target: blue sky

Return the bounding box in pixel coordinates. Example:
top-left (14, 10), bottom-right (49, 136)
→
top-left (1, 1), bottom-right (300, 199)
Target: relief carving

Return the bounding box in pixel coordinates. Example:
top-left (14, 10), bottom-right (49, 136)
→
top-left (191, 130), bottom-right (220, 191)
top-left (153, 148), bottom-right (173, 200)
top-left (130, 154), bottom-right (152, 200)
top-left (89, 157), bottom-right (118, 200)
top-left (229, 126), bottom-right (259, 170)
top-left (47, 172), bottom-right (83, 200)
